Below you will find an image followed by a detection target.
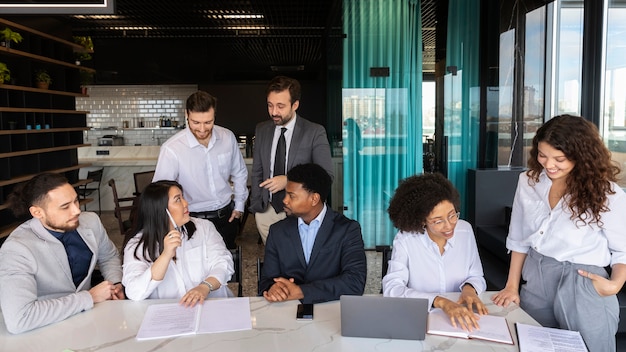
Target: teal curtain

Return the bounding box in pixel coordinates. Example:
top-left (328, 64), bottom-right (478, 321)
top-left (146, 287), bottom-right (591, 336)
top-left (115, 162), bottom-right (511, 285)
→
top-left (444, 0), bottom-right (481, 214)
top-left (343, 0), bottom-right (422, 248)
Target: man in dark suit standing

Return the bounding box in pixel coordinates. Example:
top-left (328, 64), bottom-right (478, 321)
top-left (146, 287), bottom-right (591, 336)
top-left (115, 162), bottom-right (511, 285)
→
top-left (250, 76), bottom-right (334, 244)
top-left (259, 163), bottom-right (366, 304)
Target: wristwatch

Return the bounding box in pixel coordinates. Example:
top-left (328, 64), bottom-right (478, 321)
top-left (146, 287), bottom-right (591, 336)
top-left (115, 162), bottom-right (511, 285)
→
top-left (201, 279), bottom-right (214, 293)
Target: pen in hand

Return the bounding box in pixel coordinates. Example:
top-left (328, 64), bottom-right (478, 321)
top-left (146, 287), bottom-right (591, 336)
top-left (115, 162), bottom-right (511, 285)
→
top-left (165, 208), bottom-right (179, 262)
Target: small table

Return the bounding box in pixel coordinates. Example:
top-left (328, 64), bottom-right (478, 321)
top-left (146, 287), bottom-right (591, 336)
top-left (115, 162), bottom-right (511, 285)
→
top-left (0, 293), bottom-right (538, 351)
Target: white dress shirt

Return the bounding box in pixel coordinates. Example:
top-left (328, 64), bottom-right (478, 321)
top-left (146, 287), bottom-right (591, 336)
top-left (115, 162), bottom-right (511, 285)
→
top-left (382, 220), bottom-right (486, 308)
top-left (153, 125), bottom-right (249, 213)
top-left (122, 218), bottom-right (235, 300)
top-left (506, 171), bottom-right (626, 267)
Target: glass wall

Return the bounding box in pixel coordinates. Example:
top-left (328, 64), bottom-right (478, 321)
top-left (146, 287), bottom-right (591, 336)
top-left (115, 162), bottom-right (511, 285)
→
top-left (602, 0), bottom-right (626, 187)
top-left (342, 0), bottom-right (422, 247)
top-left (490, 0), bottom-right (583, 169)
top-left (554, 1), bottom-right (583, 116)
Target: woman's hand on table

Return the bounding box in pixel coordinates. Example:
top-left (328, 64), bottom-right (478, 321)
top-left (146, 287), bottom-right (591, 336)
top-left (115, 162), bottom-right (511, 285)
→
top-left (435, 296), bottom-right (481, 331)
top-left (458, 285), bottom-right (488, 315)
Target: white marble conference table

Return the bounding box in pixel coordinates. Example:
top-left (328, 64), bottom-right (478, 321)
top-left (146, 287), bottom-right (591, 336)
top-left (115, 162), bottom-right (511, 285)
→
top-left (0, 293), bottom-right (539, 352)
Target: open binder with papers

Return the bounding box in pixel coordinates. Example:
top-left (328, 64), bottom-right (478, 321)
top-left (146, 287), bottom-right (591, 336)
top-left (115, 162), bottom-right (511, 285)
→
top-left (136, 297), bottom-right (252, 340)
top-left (427, 308), bottom-right (513, 344)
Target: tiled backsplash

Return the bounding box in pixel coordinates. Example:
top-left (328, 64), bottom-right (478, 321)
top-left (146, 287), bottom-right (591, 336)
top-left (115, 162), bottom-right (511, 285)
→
top-left (76, 84), bottom-right (198, 146)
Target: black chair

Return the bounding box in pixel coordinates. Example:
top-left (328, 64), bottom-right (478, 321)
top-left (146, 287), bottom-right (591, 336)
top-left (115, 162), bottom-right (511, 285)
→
top-left (133, 170), bottom-right (155, 196)
top-left (77, 168), bottom-right (104, 214)
top-left (256, 258), bottom-right (264, 296)
top-left (108, 179), bottom-right (138, 245)
top-left (376, 245), bottom-right (392, 293)
top-left (229, 246), bottom-right (243, 297)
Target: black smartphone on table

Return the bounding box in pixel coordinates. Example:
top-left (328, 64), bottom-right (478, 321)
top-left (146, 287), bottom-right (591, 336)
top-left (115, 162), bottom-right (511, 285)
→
top-left (296, 303), bottom-right (314, 320)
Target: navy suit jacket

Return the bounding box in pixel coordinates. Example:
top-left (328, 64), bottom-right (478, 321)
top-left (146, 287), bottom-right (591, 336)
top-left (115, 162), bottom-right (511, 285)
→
top-left (249, 115), bottom-right (333, 213)
top-left (259, 208), bottom-right (367, 304)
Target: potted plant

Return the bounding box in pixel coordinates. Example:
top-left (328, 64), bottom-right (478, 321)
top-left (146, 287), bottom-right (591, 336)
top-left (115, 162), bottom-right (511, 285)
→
top-left (73, 36), bottom-right (93, 65)
top-left (79, 70), bottom-right (95, 94)
top-left (34, 69), bottom-right (52, 89)
top-left (0, 62), bottom-right (10, 84)
top-left (0, 27), bottom-right (23, 48)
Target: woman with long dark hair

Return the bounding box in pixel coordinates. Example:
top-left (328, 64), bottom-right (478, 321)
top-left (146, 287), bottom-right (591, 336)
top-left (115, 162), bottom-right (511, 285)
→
top-left (123, 180), bottom-right (234, 305)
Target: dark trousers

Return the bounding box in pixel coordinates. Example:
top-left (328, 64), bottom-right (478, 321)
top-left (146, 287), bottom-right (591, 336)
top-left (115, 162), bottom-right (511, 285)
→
top-left (208, 215), bottom-right (239, 249)
top-left (191, 202), bottom-right (239, 249)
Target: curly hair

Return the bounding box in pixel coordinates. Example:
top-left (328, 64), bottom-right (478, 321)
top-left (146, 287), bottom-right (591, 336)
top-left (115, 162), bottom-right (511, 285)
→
top-left (387, 173), bottom-right (460, 234)
top-left (527, 114), bottom-right (621, 226)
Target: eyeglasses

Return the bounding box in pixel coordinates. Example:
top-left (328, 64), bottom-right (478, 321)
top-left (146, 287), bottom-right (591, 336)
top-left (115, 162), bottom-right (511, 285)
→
top-left (426, 212), bottom-right (460, 230)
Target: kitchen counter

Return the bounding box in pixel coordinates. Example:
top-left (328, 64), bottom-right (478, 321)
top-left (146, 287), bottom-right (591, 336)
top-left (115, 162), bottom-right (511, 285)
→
top-left (78, 146), bottom-right (161, 166)
top-left (78, 146), bottom-right (254, 212)
top-left (78, 146), bottom-right (341, 214)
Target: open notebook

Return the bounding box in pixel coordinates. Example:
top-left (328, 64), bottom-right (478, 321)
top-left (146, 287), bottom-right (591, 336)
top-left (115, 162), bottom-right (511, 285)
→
top-left (427, 308), bottom-right (513, 344)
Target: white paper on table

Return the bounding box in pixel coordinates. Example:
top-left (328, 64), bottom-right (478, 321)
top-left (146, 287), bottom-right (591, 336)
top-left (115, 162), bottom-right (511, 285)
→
top-left (136, 297), bottom-right (252, 340)
top-left (136, 303), bottom-right (199, 340)
top-left (516, 323), bottom-right (588, 352)
top-left (196, 297), bottom-right (252, 334)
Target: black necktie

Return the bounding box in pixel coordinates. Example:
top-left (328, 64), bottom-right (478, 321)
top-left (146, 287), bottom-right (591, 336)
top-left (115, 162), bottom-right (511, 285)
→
top-left (271, 127), bottom-right (287, 212)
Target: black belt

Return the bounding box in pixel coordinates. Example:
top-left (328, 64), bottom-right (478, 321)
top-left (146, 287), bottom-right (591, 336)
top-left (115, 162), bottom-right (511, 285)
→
top-left (190, 201), bottom-right (233, 220)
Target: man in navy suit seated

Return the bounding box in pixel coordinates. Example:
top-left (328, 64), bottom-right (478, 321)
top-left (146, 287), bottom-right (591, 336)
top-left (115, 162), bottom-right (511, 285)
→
top-left (259, 163), bottom-right (367, 304)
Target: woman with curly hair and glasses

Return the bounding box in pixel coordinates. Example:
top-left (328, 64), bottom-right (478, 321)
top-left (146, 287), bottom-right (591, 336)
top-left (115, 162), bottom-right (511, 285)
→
top-left (492, 115), bottom-right (626, 352)
top-left (383, 172), bottom-right (487, 332)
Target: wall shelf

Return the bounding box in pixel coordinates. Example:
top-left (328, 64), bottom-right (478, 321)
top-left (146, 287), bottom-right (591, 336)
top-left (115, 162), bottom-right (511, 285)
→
top-left (0, 163), bottom-right (92, 187)
top-left (0, 17), bottom-right (93, 233)
top-left (0, 83), bottom-right (87, 97)
top-left (0, 46), bottom-right (96, 73)
top-left (0, 127), bottom-right (89, 135)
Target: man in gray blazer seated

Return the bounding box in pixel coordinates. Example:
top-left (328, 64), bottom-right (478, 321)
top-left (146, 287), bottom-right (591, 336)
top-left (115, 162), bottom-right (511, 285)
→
top-left (259, 163), bottom-right (367, 304)
top-left (0, 173), bottom-right (124, 334)
top-left (250, 76), bottom-right (334, 244)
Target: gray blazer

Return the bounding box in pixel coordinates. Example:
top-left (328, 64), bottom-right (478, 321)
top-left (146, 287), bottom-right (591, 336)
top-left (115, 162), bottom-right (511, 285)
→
top-left (249, 115), bottom-right (334, 213)
top-left (0, 212), bottom-right (122, 334)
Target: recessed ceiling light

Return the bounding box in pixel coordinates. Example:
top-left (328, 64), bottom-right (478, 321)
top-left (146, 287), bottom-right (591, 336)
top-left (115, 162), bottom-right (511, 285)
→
top-left (73, 15), bottom-right (121, 19)
top-left (209, 14), bottom-right (264, 19)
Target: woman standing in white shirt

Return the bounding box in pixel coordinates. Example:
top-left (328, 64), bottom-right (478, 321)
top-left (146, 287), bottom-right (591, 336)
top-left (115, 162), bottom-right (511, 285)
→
top-left (383, 173), bottom-right (487, 331)
top-left (123, 180), bottom-right (234, 305)
top-left (492, 115), bottom-right (626, 352)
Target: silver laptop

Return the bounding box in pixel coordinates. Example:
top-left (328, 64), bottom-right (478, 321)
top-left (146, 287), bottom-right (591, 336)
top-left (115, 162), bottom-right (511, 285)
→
top-left (340, 295), bottom-right (429, 340)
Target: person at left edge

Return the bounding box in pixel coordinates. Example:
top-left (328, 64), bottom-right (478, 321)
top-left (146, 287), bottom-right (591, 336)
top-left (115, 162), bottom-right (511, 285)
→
top-left (153, 91), bottom-right (249, 249)
top-left (0, 173), bottom-right (124, 334)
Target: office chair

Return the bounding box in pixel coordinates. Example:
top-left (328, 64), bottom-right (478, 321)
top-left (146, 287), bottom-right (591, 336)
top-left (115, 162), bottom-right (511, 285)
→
top-left (256, 258), bottom-right (264, 296)
top-left (229, 246), bottom-right (243, 297)
top-left (376, 245), bottom-right (392, 293)
top-left (133, 170), bottom-right (155, 196)
top-left (77, 168), bottom-right (104, 214)
top-left (108, 179), bottom-right (138, 245)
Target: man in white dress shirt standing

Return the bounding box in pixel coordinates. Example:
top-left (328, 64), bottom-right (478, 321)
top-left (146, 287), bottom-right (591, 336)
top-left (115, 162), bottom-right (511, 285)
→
top-left (153, 91), bottom-right (248, 249)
